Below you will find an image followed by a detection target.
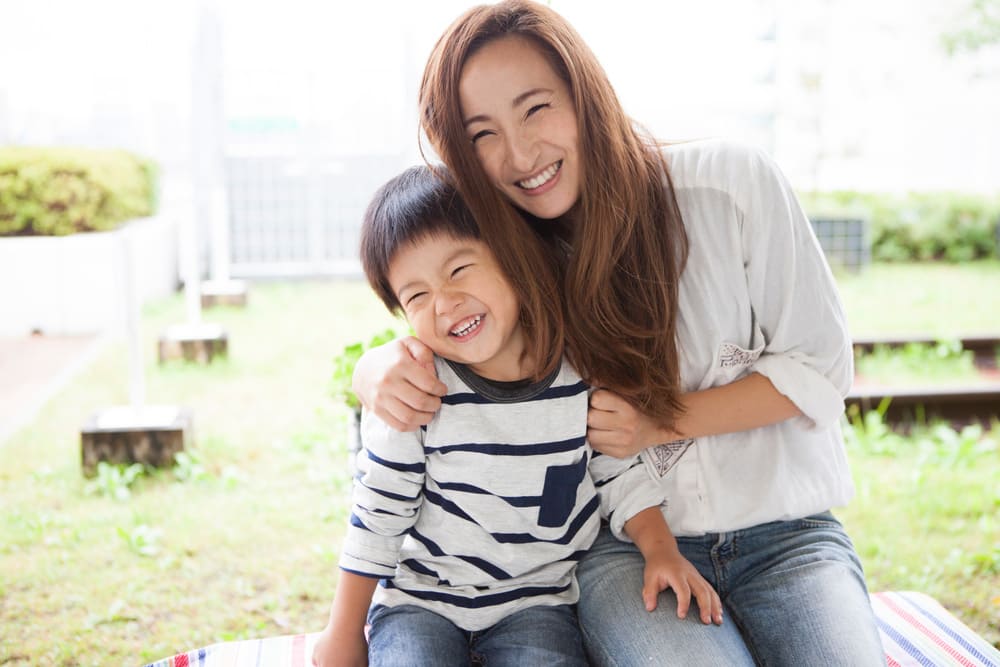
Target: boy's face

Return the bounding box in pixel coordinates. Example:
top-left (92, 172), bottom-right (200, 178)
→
top-left (388, 233), bottom-right (526, 382)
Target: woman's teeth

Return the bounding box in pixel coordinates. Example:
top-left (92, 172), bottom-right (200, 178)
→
top-left (450, 315), bottom-right (482, 337)
top-left (518, 161), bottom-right (561, 190)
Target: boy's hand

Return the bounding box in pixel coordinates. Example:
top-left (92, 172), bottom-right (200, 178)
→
top-left (311, 622), bottom-right (368, 667)
top-left (642, 550), bottom-right (723, 626)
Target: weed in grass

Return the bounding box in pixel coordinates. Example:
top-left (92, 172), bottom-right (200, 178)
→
top-left (172, 450), bottom-right (211, 483)
top-left (117, 523), bottom-right (163, 557)
top-left (843, 399), bottom-right (906, 456)
top-left (85, 462), bottom-right (146, 501)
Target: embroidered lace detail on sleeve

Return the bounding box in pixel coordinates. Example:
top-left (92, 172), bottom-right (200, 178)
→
top-left (719, 342), bottom-right (764, 369)
top-left (643, 439), bottom-right (694, 477)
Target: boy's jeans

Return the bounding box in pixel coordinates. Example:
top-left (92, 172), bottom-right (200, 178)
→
top-left (367, 602), bottom-right (587, 666)
top-left (577, 512), bottom-right (887, 666)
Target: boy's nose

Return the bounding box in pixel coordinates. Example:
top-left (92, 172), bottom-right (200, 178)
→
top-left (435, 290), bottom-right (464, 315)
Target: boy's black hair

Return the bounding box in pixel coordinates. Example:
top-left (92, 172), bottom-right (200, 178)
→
top-left (361, 165), bottom-right (481, 313)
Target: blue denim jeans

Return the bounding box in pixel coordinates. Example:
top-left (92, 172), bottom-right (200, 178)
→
top-left (576, 512), bottom-right (886, 666)
top-left (367, 602), bottom-right (588, 666)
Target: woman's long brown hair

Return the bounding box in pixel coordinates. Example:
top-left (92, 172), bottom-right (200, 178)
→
top-left (420, 0), bottom-right (689, 427)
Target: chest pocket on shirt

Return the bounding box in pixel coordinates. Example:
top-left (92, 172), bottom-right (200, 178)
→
top-left (537, 454), bottom-right (588, 528)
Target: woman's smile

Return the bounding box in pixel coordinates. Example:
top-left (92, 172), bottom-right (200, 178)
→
top-left (459, 35), bottom-right (581, 220)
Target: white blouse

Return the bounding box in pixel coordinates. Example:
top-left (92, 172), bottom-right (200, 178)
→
top-left (645, 139), bottom-right (856, 536)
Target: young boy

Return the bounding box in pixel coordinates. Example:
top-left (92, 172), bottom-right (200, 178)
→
top-left (312, 166), bottom-right (721, 667)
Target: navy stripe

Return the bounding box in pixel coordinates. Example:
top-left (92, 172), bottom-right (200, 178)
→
top-left (453, 555), bottom-right (512, 580)
top-left (407, 528), bottom-right (448, 558)
top-left (563, 549), bottom-right (588, 562)
top-left (593, 460), bottom-right (644, 488)
top-left (425, 436), bottom-right (585, 457)
top-left (434, 481), bottom-right (542, 508)
top-left (491, 495), bottom-right (599, 545)
top-left (536, 381), bottom-right (589, 400)
top-left (349, 513), bottom-right (371, 531)
top-left (338, 566), bottom-right (386, 580)
top-left (360, 481), bottom-right (419, 503)
top-left (366, 450), bottom-right (425, 474)
top-left (356, 503), bottom-right (413, 520)
top-left (384, 581), bottom-right (572, 608)
top-left (423, 488), bottom-right (477, 524)
top-left (400, 559), bottom-right (442, 580)
top-left (442, 381), bottom-right (588, 406)
top-left (406, 528), bottom-right (512, 580)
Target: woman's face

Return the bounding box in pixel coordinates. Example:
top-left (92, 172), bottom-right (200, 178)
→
top-left (459, 35), bottom-right (581, 220)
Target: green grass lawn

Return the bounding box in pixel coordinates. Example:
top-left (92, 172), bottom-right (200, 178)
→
top-left (836, 260), bottom-right (1000, 337)
top-left (1, 263), bottom-right (998, 665)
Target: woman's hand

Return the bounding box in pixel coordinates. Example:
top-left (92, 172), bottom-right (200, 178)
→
top-left (587, 389), bottom-right (675, 458)
top-left (352, 336), bottom-right (447, 431)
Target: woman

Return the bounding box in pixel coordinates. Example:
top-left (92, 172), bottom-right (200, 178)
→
top-left (353, 1), bottom-right (886, 664)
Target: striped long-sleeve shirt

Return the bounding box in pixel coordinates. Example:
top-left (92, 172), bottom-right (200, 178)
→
top-left (338, 356), bottom-right (664, 631)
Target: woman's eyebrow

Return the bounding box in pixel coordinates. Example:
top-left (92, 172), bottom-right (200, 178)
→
top-left (462, 88), bottom-right (554, 127)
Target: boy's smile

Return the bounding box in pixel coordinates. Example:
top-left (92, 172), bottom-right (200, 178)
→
top-left (389, 233), bottom-right (529, 382)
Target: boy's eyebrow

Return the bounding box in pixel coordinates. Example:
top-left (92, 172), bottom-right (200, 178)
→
top-left (462, 88), bottom-right (554, 128)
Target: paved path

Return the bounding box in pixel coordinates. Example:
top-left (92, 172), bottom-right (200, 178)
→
top-left (0, 334), bottom-right (106, 445)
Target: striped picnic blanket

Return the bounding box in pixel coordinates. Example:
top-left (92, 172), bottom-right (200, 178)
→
top-left (143, 591), bottom-right (999, 667)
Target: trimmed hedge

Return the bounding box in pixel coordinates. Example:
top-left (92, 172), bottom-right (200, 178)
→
top-left (0, 146), bottom-right (158, 237)
top-left (799, 191), bottom-right (1000, 262)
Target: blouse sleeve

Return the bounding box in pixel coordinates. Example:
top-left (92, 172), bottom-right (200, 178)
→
top-left (735, 145), bottom-right (854, 431)
top-left (338, 409), bottom-right (425, 578)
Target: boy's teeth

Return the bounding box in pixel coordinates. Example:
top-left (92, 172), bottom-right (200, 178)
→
top-left (518, 161), bottom-right (560, 190)
top-left (451, 315), bottom-right (482, 337)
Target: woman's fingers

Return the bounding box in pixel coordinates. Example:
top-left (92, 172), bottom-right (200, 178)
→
top-left (401, 337), bottom-right (448, 397)
top-left (353, 337), bottom-right (445, 431)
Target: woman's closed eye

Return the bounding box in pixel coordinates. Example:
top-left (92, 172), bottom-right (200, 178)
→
top-left (470, 129), bottom-right (494, 144)
top-left (525, 103), bottom-right (550, 119)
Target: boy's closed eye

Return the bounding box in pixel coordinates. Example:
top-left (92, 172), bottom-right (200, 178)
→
top-left (403, 291), bottom-right (427, 306)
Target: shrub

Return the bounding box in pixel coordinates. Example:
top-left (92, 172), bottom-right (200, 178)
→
top-left (799, 190), bottom-right (1000, 262)
top-left (330, 328), bottom-right (401, 413)
top-left (0, 146), bottom-right (158, 236)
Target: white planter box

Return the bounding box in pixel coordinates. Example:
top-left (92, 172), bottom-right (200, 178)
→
top-left (0, 215), bottom-right (178, 336)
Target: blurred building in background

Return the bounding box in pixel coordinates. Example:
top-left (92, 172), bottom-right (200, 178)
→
top-left (1, 0), bottom-right (997, 278)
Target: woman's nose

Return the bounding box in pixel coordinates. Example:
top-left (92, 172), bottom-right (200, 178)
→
top-left (506, 129), bottom-right (540, 174)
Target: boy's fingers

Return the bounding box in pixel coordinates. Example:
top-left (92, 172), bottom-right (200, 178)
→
top-left (642, 580), bottom-right (659, 611)
top-left (712, 591), bottom-right (724, 625)
top-left (691, 583), bottom-right (724, 625)
top-left (673, 582), bottom-right (691, 620)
